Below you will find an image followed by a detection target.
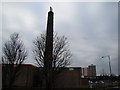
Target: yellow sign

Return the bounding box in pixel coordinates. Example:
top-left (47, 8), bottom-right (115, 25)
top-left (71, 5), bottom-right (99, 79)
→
top-left (69, 68), bottom-right (74, 71)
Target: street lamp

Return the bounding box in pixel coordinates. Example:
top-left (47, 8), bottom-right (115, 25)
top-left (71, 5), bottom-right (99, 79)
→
top-left (101, 56), bottom-right (112, 76)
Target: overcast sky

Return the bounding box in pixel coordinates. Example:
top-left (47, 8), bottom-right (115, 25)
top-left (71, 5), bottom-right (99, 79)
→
top-left (1, 2), bottom-right (118, 75)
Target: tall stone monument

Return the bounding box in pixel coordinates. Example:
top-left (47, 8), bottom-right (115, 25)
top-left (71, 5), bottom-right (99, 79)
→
top-left (44, 7), bottom-right (54, 89)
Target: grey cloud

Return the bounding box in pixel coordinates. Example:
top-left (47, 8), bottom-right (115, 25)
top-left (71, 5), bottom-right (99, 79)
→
top-left (2, 2), bottom-right (118, 75)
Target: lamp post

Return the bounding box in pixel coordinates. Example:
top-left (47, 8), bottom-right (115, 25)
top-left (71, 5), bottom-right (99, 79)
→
top-left (101, 56), bottom-right (112, 76)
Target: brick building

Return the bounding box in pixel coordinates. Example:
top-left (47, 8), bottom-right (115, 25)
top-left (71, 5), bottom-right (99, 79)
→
top-left (88, 64), bottom-right (96, 76)
top-left (2, 64), bottom-right (91, 88)
top-left (81, 64), bottom-right (96, 77)
top-left (2, 64), bottom-right (96, 88)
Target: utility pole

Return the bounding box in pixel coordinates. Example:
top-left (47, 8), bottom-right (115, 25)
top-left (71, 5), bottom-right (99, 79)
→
top-left (101, 56), bottom-right (112, 76)
top-left (108, 56), bottom-right (112, 76)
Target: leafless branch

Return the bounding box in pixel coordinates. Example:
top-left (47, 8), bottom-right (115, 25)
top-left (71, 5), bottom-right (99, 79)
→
top-left (2, 33), bottom-right (27, 87)
top-left (33, 32), bottom-right (71, 68)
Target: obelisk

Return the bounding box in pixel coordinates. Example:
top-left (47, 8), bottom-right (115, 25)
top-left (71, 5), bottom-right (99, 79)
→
top-left (44, 7), bottom-right (54, 89)
top-left (44, 7), bottom-right (53, 71)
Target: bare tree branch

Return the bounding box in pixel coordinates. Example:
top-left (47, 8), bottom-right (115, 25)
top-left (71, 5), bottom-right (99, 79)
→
top-left (33, 32), bottom-right (72, 88)
top-left (33, 32), bottom-right (71, 68)
top-left (2, 33), bottom-right (27, 88)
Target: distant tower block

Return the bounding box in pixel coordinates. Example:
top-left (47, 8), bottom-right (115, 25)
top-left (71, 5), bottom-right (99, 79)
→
top-left (88, 64), bottom-right (96, 76)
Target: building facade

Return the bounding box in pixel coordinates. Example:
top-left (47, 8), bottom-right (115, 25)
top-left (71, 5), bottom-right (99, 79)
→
top-left (82, 64), bottom-right (96, 77)
top-left (82, 67), bottom-right (88, 76)
top-left (2, 64), bottom-right (91, 88)
top-left (88, 64), bottom-right (96, 77)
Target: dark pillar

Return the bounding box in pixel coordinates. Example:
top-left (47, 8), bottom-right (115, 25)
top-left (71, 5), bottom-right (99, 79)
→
top-left (44, 7), bottom-right (54, 89)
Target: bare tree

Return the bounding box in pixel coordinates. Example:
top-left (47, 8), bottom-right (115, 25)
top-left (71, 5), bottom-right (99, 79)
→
top-left (33, 32), bottom-right (71, 88)
top-left (2, 33), bottom-right (27, 88)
